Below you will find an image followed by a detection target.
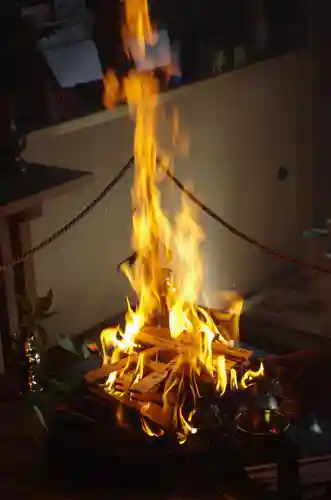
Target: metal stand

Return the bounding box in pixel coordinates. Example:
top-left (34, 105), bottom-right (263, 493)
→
top-left (276, 435), bottom-right (301, 500)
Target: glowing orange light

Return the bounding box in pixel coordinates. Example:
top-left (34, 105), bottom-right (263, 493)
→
top-left (101, 0), bottom-right (264, 443)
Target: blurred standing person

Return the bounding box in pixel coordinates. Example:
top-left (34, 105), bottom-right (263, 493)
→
top-left (244, 0), bottom-right (269, 59)
top-left (265, 0), bottom-right (303, 54)
top-left (0, 1), bottom-right (52, 171)
top-left (86, 0), bottom-right (127, 75)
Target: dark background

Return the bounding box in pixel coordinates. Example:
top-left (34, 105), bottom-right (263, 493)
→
top-left (0, 0), bottom-right (307, 133)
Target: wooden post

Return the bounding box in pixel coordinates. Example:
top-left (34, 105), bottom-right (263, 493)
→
top-left (10, 206), bottom-right (42, 301)
top-left (319, 223), bottom-right (331, 335)
top-left (0, 218), bottom-right (20, 374)
top-left (0, 208), bottom-right (41, 385)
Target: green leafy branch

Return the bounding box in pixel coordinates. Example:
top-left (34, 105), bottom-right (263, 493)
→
top-left (17, 289), bottom-right (57, 350)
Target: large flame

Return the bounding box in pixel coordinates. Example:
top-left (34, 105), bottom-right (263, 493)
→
top-left (101, 0), bottom-right (263, 442)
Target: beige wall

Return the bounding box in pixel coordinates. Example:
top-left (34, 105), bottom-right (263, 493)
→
top-left (24, 52), bottom-right (310, 340)
top-left (308, 0), bottom-right (331, 226)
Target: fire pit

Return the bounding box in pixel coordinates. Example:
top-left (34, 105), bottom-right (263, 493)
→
top-left (44, 373), bottom-right (281, 500)
top-left (42, 348), bottom-right (293, 500)
top-left (84, 314), bottom-right (265, 443)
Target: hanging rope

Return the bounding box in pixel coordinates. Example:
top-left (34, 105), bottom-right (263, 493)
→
top-left (165, 167), bottom-right (331, 275)
top-left (2, 154), bottom-right (331, 276)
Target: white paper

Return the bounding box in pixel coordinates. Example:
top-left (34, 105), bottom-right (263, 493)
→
top-left (128, 30), bottom-right (171, 71)
top-left (42, 40), bottom-right (102, 88)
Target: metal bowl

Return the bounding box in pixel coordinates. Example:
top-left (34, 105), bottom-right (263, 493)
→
top-left (236, 409), bottom-right (290, 437)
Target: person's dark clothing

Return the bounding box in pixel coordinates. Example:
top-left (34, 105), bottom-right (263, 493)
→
top-left (86, 0), bottom-right (126, 74)
top-left (0, 4), bottom-right (51, 129)
top-left (265, 0), bottom-right (304, 53)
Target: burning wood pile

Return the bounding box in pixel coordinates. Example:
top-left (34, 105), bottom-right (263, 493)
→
top-left (85, 311), bottom-right (263, 442)
top-left (85, 0), bottom-right (264, 443)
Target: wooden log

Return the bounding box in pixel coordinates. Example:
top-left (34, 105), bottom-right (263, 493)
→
top-left (136, 328), bottom-right (177, 351)
top-left (138, 328), bottom-right (252, 361)
top-left (87, 383), bottom-right (163, 406)
top-left (212, 342), bottom-right (253, 361)
top-left (88, 349), bottom-right (238, 412)
top-left (88, 385), bottom-right (172, 430)
top-left (85, 309), bottom-right (253, 399)
top-left (84, 345), bottom-right (160, 384)
top-left (86, 352), bottom-right (245, 431)
top-left (85, 336), bottom-right (248, 387)
top-left (85, 346), bottom-right (240, 389)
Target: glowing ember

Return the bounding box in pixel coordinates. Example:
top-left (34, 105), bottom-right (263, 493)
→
top-left (101, 0), bottom-right (264, 443)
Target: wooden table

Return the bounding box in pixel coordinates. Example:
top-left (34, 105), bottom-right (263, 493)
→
top-left (0, 163), bottom-right (92, 376)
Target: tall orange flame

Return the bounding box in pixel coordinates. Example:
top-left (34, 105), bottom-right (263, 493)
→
top-left (101, 0), bottom-right (263, 442)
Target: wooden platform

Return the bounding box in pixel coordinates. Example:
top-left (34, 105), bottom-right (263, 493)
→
top-left (0, 162), bottom-right (92, 216)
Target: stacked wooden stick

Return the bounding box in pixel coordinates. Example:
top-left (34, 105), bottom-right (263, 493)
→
top-left (85, 313), bottom-right (253, 432)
